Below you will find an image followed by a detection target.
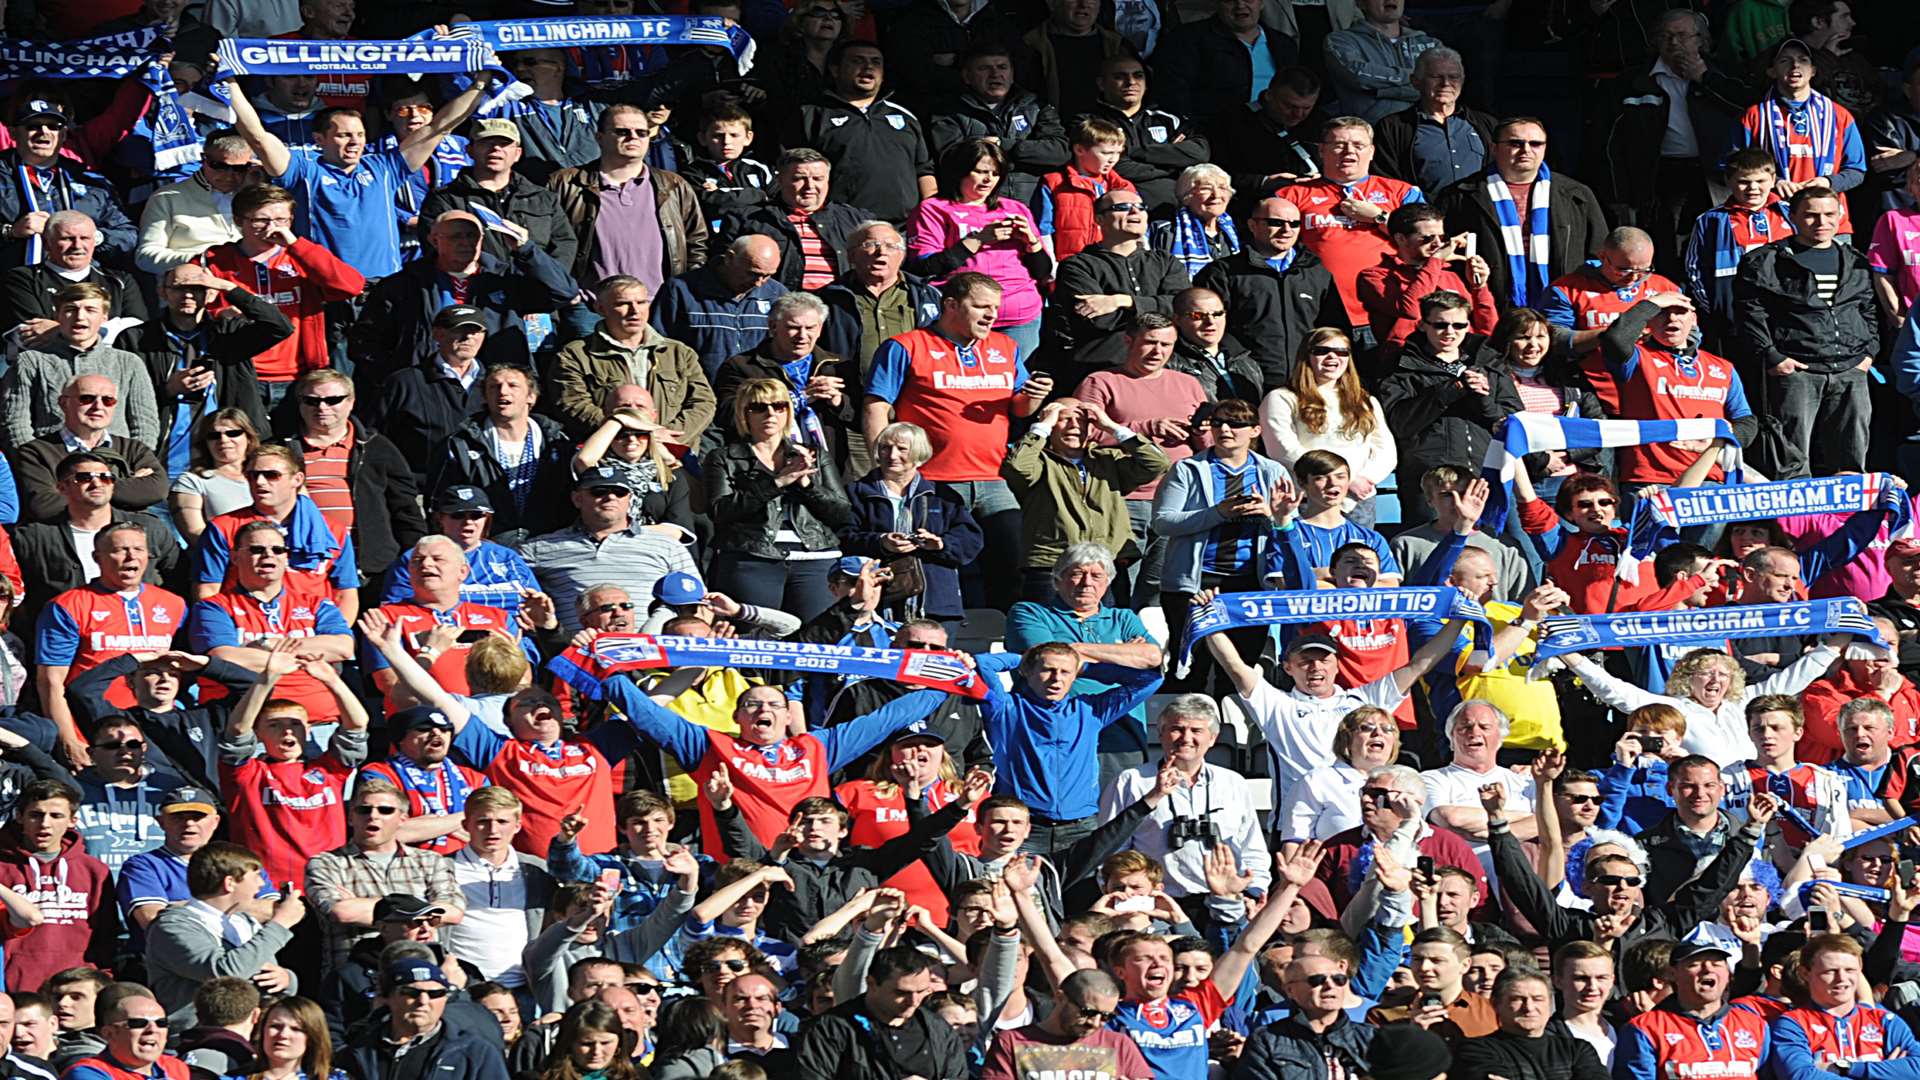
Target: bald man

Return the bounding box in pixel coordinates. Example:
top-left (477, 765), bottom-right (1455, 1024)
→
top-left (362, 533), bottom-right (538, 707)
top-left (652, 233), bottom-right (790, 380)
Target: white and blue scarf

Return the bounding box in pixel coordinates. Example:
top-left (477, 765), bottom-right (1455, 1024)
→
top-left (549, 633), bottom-right (988, 702)
top-left (1485, 162), bottom-right (1552, 307)
top-left (1479, 414), bottom-right (1742, 533)
top-left (1759, 90), bottom-right (1838, 179)
top-left (424, 17), bottom-right (756, 116)
top-left (1176, 587), bottom-right (1492, 672)
top-left (1531, 597), bottom-right (1887, 671)
top-left (1167, 208), bottom-right (1238, 276)
top-left (1628, 473), bottom-right (1913, 563)
top-left (184, 36), bottom-right (504, 121)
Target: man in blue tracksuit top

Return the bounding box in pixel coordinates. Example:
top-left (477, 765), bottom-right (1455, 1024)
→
top-left (970, 644), bottom-right (1164, 853)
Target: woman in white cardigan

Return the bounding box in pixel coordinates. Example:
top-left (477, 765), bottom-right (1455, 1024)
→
top-left (1259, 327), bottom-right (1396, 526)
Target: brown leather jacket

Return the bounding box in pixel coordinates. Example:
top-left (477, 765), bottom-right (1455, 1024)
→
top-left (546, 160), bottom-right (709, 286)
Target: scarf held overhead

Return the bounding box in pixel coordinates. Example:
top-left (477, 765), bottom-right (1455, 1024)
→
top-left (0, 28), bottom-right (199, 184)
top-left (1531, 597), bottom-right (1887, 673)
top-left (1628, 473), bottom-right (1913, 562)
top-left (423, 16), bottom-right (756, 114)
top-left (547, 634), bottom-right (989, 701)
top-left (183, 36), bottom-right (501, 120)
top-left (1176, 587), bottom-right (1492, 671)
top-left (1479, 413), bottom-right (1741, 533)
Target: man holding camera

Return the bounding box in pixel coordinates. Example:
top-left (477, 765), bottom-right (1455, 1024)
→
top-left (1099, 694), bottom-right (1270, 932)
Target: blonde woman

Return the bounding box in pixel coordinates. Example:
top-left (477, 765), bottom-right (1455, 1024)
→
top-left (1279, 705), bottom-right (1401, 841)
top-left (1564, 644), bottom-right (1842, 766)
top-left (1259, 328), bottom-right (1395, 525)
top-left (834, 729), bottom-right (981, 924)
top-left (573, 406), bottom-right (693, 539)
top-left (169, 407), bottom-right (260, 543)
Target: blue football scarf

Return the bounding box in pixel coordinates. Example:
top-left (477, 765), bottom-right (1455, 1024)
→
top-left (422, 17), bottom-right (756, 116)
top-left (1628, 473), bottom-right (1913, 563)
top-left (1799, 880), bottom-right (1889, 905)
top-left (1480, 414), bottom-right (1741, 534)
top-left (1485, 162), bottom-right (1552, 307)
top-left (1530, 597), bottom-right (1887, 672)
top-left (183, 36), bottom-right (503, 120)
top-left (1176, 587), bottom-right (1493, 672)
top-left (1840, 815), bottom-right (1920, 851)
top-left (1168, 207), bottom-right (1237, 276)
top-left (548, 633), bottom-right (989, 702)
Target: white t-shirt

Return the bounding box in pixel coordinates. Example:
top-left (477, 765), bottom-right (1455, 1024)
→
top-left (1280, 760), bottom-right (1369, 842)
top-left (1420, 763), bottom-right (1535, 893)
top-left (1238, 668), bottom-right (1405, 824)
top-left (70, 525), bottom-right (102, 583)
top-left (446, 848), bottom-right (532, 985)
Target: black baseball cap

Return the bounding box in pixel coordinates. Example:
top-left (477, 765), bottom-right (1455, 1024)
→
top-left (1285, 633), bottom-right (1340, 658)
top-left (432, 304), bottom-right (487, 331)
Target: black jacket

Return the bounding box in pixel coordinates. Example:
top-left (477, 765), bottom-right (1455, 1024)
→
top-left (1436, 170), bottom-right (1610, 310)
top-left (1639, 810), bottom-right (1734, 906)
top-left (1375, 333), bottom-right (1522, 481)
top-left (788, 94), bottom-right (935, 225)
top-left (366, 360), bottom-right (487, 487)
top-left (1169, 333), bottom-right (1265, 404)
top-left (1601, 59), bottom-right (1745, 215)
top-left (267, 421), bottom-right (428, 580)
top-left (1150, 17), bottom-right (1299, 127)
top-left (10, 512), bottom-right (178, 643)
top-left (817, 273), bottom-right (943, 365)
top-left (679, 154), bottom-right (776, 225)
top-left (1231, 1012), bottom-right (1375, 1080)
top-left (425, 414), bottom-right (576, 548)
top-left (0, 152), bottom-right (137, 270)
top-left (11, 434), bottom-right (169, 524)
top-left (1733, 238), bottom-right (1882, 372)
top-left (69, 653), bottom-right (255, 793)
top-left (1051, 242), bottom-right (1191, 363)
top-left (1871, 587), bottom-right (1920, 684)
top-left (1083, 101), bottom-right (1210, 211)
top-left (880, 0), bottom-right (1027, 110)
top-left (1193, 246), bottom-right (1349, 392)
top-left (1373, 103), bottom-right (1497, 187)
top-left (711, 344), bottom-right (860, 470)
top-left (723, 201), bottom-right (872, 292)
top-left (704, 439), bottom-right (853, 559)
top-left (928, 91), bottom-right (1070, 205)
top-left (348, 244), bottom-right (578, 384)
top-left (792, 997), bottom-right (968, 1080)
top-left (1451, 1028), bottom-right (1611, 1080)
top-left (418, 170), bottom-right (580, 270)
top-left (113, 288), bottom-right (289, 447)
top-left (1, 264), bottom-right (147, 326)
top-left (1207, 103), bottom-right (1325, 200)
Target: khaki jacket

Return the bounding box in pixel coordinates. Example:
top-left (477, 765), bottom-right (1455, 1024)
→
top-left (549, 326), bottom-right (718, 444)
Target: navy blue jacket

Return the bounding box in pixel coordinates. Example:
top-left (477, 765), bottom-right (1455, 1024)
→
top-left (0, 152), bottom-right (137, 270)
top-left (839, 471), bottom-right (986, 620)
top-left (348, 243), bottom-right (578, 385)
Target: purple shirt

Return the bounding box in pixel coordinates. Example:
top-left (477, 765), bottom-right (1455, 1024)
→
top-left (591, 168), bottom-right (666, 295)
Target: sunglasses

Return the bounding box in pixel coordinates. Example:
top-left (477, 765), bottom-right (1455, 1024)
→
top-left (1572, 498), bottom-right (1617, 510)
top-left (1305, 973), bottom-right (1351, 989)
top-left (117, 1017), bottom-right (169, 1031)
top-left (588, 486), bottom-right (629, 499)
top-left (247, 468), bottom-right (288, 481)
top-left (1360, 786), bottom-right (1396, 806)
top-left (1562, 793), bottom-right (1602, 806)
top-left (69, 471), bottom-right (116, 485)
top-left (301, 393), bottom-right (350, 407)
top-left (203, 159), bottom-right (253, 172)
top-left (1102, 202), bottom-right (1147, 213)
top-left (1209, 418), bottom-right (1259, 429)
top-left (592, 601), bottom-right (637, 614)
top-left (1184, 310), bottom-right (1226, 320)
top-left (1591, 874), bottom-right (1644, 888)
top-left (1073, 1005), bottom-right (1116, 1023)
top-left (746, 402), bottom-right (791, 414)
top-left (245, 544), bottom-right (290, 556)
top-left (443, 511), bottom-right (490, 521)
top-left (699, 958), bottom-right (751, 975)
top-left (352, 804), bottom-right (402, 816)
top-left (628, 982), bottom-right (663, 996)
top-left (93, 739), bottom-right (146, 752)
top-left (393, 986), bottom-right (451, 1000)
top-left (1311, 346), bottom-right (1352, 358)
top-left (210, 429), bottom-right (248, 440)
top-left (1501, 139), bottom-right (1547, 149)
top-left (1249, 217), bottom-right (1303, 228)
top-left (75, 393), bottom-right (118, 406)
top-left (610, 126), bottom-right (653, 139)
top-left (1426, 320), bottom-right (1470, 331)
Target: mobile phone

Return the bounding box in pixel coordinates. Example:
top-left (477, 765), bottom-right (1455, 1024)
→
top-left (455, 629), bottom-right (492, 645)
top-left (1901, 859), bottom-right (1916, 886)
top-left (1460, 233), bottom-right (1476, 260)
top-left (281, 881), bottom-right (295, 897)
top-left (1418, 992), bottom-right (1444, 1011)
top-left (597, 868), bottom-right (622, 893)
top-left (1417, 855), bottom-right (1435, 880)
top-left (1111, 895), bottom-right (1156, 914)
top-left (1808, 907), bottom-right (1834, 934)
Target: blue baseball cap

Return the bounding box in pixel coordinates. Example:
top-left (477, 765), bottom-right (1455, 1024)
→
top-left (831, 556), bottom-right (875, 579)
top-left (654, 571), bottom-right (706, 606)
top-left (382, 959), bottom-right (450, 991)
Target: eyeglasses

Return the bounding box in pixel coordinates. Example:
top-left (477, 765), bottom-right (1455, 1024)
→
top-left (1305, 973), bottom-right (1352, 989)
top-left (393, 987), bottom-right (450, 1000)
top-left (69, 471), bottom-right (116, 485)
top-left (301, 393), bottom-right (350, 407)
top-left (1311, 346), bottom-right (1352, 358)
top-left (1501, 139), bottom-right (1547, 149)
top-left (75, 393), bottom-right (117, 406)
top-left (802, 7), bottom-right (844, 17)
top-left (1425, 320), bottom-right (1470, 331)
top-left (699, 958), bottom-right (750, 975)
top-left (856, 240), bottom-right (906, 253)
top-left (746, 402), bottom-right (791, 414)
top-left (1102, 202), bottom-right (1147, 213)
top-left (93, 739), bottom-right (146, 752)
top-left (591, 601), bottom-right (637, 614)
top-left (1591, 874), bottom-right (1644, 888)
top-left (210, 429), bottom-right (248, 440)
top-left (1353, 722), bottom-right (1398, 736)
top-left (1360, 786), bottom-right (1396, 806)
top-left (246, 468), bottom-right (288, 481)
top-left (1572, 498), bottom-right (1617, 510)
top-left (390, 103), bottom-right (434, 117)
top-left (352, 804), bottom-right (402, 816)
top-left (116, 1017), bottom-right (169, 1031)
top-left (1562, 793), bottom-right (1602, 806)
top-left (245, 544), bottom-right (290, 556)
top-left (1073, 1005), bottom-right (1116, 1023)
top-left (1249, 217), bottom-right (1303, 228)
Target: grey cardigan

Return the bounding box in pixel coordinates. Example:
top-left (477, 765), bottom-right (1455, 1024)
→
top-left (523, 884), bottom-right (694, 1015)
top-left (2, 338), bottom-right (157, 449)
top-left (1150, 450), bottom-right (1296, 593)
top-left (145, 903), bottom-right (298, 1026)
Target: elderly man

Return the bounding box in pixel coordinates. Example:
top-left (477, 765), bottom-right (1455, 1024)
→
top-left (305, 777), bottom-right (466, 974)
top-left (1101, 695), bottom-right (1269, 929)
top-left (2, 282), bottom-right (156, 449)
top-left (369, 306), bottom-right (492, 486)
top-left (1, 211), bottom-right (146, 333)
top-left (1323, 0), bottom-right (1440, 123)
top-left (362, 533), bottom-right (538, 708)
top-left (1233, 952), bottom-right (1376, 1080)
top-left (818, 222), bottom-right (940, 469)
top-left (420, 118), bottom-right (577, 268)
top-left (726, 150), bottom-right (872, 292)
top-left (1053, 192), bottom-right (1191, 367)
top-left (551, 275), bottom-right (716, 443)
top-left (1150, 0), bottom-right (1297, 127)
top-left (1437, 117), bottom-right (1610, 311)
top-left (713, 292), bottom-right (857, 469)
top-left (1195, 197), bottom-right (1350, 390)
top-left (1317, 762), bottom-right (1484, 916)
top-left (116, 265), bottom-right (285, 482)
top-left (134, 130), bottom-right (256, 274)
top-left (12, 375), bottom-right (169, 524)
top-left (1373, 48), bottom-right (1496, 194)
top-left (277, 369), bottom-right (427, 592)
top-left (549, 104), bottom-right (708, 307)
top-left (519, 466), bottom-right (700, 634)
top-left (340, 959), bottom-right (508, 1080)
top-left (381, 487), bottom-right (544, 618)
top-left (981, 969), bottom-right (1149, 1080)
top-left (1420, 701), bottom-right (1538, 884)
top-left (651, 234), bottom-right (787, 379)
top-left (0, 98), bottom-right (136, 271)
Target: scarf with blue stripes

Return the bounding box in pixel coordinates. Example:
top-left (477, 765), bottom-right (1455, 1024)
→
top-left (1485, 163), bottom-right (1552, 307)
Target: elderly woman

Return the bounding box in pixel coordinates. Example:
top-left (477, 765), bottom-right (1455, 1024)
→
top-left (840, 421), bottom-right (984, 625)
top-left (706, 377), bottom-right (852, 620)
top-left (1564, 643), bottom-right (1843, 766)
top-left (1280, 705), bottom-right (1400, 842)
top-left (1150, 164), bottom-right (1240, 276)
top-left (1005, 543), bottom-right (1166, 787)
top-left (712, 292), bottom-right (858, 475)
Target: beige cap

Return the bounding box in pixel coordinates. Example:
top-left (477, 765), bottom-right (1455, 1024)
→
top-left (471, 118), bottom-right (521, 143)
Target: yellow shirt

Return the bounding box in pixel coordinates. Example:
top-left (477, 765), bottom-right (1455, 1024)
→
top-left (1456, 599), bottom-right (1564, 751)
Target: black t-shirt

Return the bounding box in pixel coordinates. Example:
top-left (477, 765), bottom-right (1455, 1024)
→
top-left (1787, 239), bottom-right (1842, 303)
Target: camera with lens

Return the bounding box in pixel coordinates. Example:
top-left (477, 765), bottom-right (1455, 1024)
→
top-left (1169, 815), bottom-right (1221, 848)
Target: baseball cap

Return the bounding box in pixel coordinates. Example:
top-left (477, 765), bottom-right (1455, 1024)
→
top-left (470, 117), bottom-right (521, 144)
top-left (389, 704), bottom-right (456, 734)
top-left (831, 555), bottom-right (875, 579)
top-left (654, 571), bottom-right (706, 607)
top-left (433, 304), bottom-right (487, 331)
top-left (575, 465), bottom-right (633, 492)
top-left (1284, 633), bottom-right (1340, 658)
top-left (381, 957), bottom-right (452, 990)
top-left (375, 895), bottom-right (451, 924)
top-left (1669, 922), bottom-right (1741, 964)
top-left (158, 785), bottom-right (218, 815)
top-left (1774, 37), bottom-right (1815, 61)
top-left (433, 485), bottom-right (494, 515)
top-left (12, 99), bottom-right (68, 126)
top-left (1368, 1025), bottom-right (1450, 1080)
top-left (887, 721), bottom-right (947, 747)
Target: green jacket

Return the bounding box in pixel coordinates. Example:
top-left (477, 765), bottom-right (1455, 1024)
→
top-left (1001, 430), bottom-right (1171, 569)
top-left (548, 326), bottom-right (718, 444)
top-left (1722, 0), bottom-right (1789, 69)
